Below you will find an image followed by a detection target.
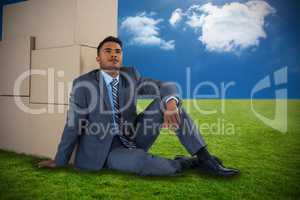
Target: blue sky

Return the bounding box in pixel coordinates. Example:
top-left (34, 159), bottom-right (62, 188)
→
top-left (1, 0), bottom-right (299, 98)
top-left (118, 0), bottom-right (300, 99)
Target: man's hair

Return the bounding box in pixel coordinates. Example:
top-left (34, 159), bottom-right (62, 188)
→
top-left (97, 36), bottom-right (123, 55)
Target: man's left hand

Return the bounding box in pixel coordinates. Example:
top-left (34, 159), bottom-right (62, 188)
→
top-left (163, 99), bottom-right (181, 131)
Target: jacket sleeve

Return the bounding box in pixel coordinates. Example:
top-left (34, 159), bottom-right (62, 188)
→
top-left (54, 78), bottom-right (88, 166)
top-left (132, 67), bottom-right (181, 105)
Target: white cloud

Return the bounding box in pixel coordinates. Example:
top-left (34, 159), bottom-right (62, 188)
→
top-left (121, 13), bottom-right (175, 50)
top-left (171, 0), bottom-right (276, 53)
top-left (169, 8), bottom-right (183, 26)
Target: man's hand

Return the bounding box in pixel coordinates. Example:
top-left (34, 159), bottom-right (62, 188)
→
top-left (163, 99), bottom-right (181, 131)
top-left (37, 159), bottom-right (57, 169)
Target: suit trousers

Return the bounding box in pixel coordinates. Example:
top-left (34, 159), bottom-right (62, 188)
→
top-left (105, 98), bottom-right (206, 176)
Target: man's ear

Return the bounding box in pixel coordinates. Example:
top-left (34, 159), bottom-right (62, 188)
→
top-left (96, 56), bottom-right (100, 63)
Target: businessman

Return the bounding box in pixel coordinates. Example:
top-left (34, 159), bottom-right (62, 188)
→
top-left (38, 36), bottom-right (239, 177)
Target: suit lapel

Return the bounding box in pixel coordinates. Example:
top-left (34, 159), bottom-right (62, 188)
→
top-left (119, 71), bottom-right (130, 113)
top-left (118, 73), bottom-right (126, 112)
top-left (97, 70), bottom-right (113, 112)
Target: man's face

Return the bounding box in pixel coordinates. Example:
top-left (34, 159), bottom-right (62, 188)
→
top-left (96, 41), bottom-right (123, 71)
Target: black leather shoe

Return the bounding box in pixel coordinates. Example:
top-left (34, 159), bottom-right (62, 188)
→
top-left (198, 156), bottom-right (240, 177)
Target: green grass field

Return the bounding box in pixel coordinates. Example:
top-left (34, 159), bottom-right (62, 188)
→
top-left (0, 100), bottom-right (299, 200)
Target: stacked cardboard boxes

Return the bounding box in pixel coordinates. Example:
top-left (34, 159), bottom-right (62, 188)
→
top-left (0, 0), bottom-right (117, 159)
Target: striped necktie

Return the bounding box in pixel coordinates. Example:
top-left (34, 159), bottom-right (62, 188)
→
top-left (110, 78), bottom-right (136, 148)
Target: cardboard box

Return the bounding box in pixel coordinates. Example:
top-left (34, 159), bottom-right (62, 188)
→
top-left (28, 103), bottom-right (68, 158)
top-left (30, 45), bottom-right (98, 104)
top-left (75, 0), bottom-right (118, 48)
top-left (0, 96), bottom-right (69, 159)
top-left (80, 46), bottom-right (98, 74)
top-left (0, 37), bottom-right (34, 96)
top-left (3, 0), bottom-right (118, 49)
top-left (0, 97), bottom-right (31, 154)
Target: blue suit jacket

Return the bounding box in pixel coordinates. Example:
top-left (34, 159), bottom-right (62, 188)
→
top-left (54, 67), bottom-right (180, 170)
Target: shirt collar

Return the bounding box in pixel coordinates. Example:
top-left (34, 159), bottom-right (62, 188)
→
top-left (100, 70), bottom-right (119, 86)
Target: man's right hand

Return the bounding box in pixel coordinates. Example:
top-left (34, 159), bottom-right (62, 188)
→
top-left (37, 159), bottom-right (57, 169)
